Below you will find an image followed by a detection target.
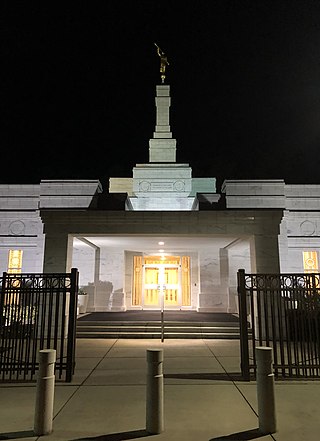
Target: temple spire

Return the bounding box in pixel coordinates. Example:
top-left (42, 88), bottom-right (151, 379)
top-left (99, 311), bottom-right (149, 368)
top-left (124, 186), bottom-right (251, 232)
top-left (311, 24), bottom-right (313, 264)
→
top-left (149, 85), bottom-right (176, 162)
top-left (108, 49), bottom-right (218, 211)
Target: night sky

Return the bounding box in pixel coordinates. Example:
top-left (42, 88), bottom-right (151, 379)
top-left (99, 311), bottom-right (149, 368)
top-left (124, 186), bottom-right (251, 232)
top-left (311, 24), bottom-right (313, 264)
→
top-left (3, 1), bottom-right (320, 191)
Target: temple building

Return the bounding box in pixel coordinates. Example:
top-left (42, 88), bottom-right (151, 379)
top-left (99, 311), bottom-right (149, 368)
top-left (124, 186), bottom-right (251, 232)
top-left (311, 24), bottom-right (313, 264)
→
top-left (0, 80), bottom-right (320, 314)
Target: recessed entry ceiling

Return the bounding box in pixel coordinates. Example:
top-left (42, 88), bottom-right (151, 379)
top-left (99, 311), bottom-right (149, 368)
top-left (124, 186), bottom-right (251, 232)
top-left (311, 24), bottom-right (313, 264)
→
top-left (73, 235), bottom-right (247, 252)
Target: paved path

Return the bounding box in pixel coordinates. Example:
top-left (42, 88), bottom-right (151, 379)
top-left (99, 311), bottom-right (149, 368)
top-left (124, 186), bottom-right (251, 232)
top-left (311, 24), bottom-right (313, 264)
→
top-left (0, 338), bottom-right (319, 440)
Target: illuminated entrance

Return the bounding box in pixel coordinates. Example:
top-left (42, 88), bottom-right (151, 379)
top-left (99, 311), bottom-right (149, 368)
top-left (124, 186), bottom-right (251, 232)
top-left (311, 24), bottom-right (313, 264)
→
top-left (133, 255), bottom-right (191, 309)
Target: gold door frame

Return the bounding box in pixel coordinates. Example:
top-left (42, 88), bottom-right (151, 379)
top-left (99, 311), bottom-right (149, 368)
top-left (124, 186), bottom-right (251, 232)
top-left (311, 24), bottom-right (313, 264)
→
top-left (132, 255), bottom-right (191, 309)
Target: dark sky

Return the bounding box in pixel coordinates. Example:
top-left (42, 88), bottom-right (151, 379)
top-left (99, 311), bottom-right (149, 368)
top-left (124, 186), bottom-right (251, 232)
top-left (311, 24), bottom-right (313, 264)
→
top-left (3, 1), bottom-right (320, 191)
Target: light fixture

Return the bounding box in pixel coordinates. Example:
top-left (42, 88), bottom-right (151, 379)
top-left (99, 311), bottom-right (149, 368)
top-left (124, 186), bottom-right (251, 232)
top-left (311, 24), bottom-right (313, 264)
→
top-left (158, 241), bottom-right (164, 245)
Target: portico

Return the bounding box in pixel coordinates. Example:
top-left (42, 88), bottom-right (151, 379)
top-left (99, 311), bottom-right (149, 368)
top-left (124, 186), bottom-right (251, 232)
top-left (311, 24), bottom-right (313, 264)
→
top-left (40, 209), bottom-right (282, 313)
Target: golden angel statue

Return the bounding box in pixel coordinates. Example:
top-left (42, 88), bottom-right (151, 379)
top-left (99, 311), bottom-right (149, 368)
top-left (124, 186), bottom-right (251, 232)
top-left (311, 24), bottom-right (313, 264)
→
top-left (154, 43), bottom-right (169, 83)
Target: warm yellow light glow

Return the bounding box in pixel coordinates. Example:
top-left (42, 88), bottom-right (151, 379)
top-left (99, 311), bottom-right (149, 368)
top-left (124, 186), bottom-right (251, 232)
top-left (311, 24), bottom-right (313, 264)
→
top-left (144, 267), bottom-right (160, 305)
top-left (8, 249), bottom-right (23, 273)
top-left (144, 256), bottom-right (180, 265)
top-left (181, 256), bottom-right (191, 306)
top-left (158, 249), bottom-right (164, 253)
top-left (133, 255), bottom-right (191, 308)
top-left (133, 256), bottom-right (143, 306)
top-left (303, 251), bottom-right (319, 273)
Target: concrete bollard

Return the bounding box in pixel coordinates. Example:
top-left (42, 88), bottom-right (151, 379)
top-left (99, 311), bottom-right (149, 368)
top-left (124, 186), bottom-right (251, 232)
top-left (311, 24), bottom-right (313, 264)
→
top-left (34, 349), bottom-right (56, 436)
top-left (256, 346), bottom-right (276, 434)
top-left (146, 349), bottom-right (164, 434)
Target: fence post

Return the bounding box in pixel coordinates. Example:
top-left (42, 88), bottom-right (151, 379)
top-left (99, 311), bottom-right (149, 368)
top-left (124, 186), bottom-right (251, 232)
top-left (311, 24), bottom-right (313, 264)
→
top-left (34, 349), bottom-right (56, 436)
top-left (65, 267), bottom-right (78, 382)
top-left (146, 349), bottom-right (164, 434)
top-left (256, 346), bottom-right (276, 434)
top-left (238, 269), bottom-right (250, 380)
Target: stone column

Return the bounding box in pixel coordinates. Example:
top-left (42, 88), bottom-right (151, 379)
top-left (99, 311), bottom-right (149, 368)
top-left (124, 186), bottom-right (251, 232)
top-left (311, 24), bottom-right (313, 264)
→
top-left (219, 248), bottom-right (232, 311)
top-left (252, 234), bottom-right (282, 340)
top-left (43, 232), bottom-right (73, 273)
top-left (198, 250), bottom-right (222, 312)
top-left (253, 234), bottom-right (280, 274)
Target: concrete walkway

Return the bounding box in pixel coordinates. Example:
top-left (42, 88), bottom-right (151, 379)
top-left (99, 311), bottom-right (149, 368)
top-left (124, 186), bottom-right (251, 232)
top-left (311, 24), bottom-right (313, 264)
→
top-left (0, 338), bottom-right (319, 440)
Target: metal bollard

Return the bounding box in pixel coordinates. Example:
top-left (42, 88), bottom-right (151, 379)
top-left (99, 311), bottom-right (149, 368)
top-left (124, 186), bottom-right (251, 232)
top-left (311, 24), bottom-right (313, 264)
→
top-left (34, 349), bottom-right (56, 436)
top-left (146, 349), bottom-right (164, 434)
top-left (256, 346), bottom-right (276, 434)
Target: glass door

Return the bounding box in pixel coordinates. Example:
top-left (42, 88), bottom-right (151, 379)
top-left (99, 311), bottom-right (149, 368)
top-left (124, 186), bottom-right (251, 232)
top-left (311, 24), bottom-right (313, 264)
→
top-left (162, 266), bottom-right (179, 307)
top-left (144, 266), bottom-right (160, 307)
top-left (143, 264), bottom-right (180, 309)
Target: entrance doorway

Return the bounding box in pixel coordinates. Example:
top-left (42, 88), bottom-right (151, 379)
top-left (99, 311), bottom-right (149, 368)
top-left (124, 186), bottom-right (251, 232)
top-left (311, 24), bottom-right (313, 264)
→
top-left (143, 264), bottom-right (179, 308)
top-left (133, 255), bottom-right (191, 310)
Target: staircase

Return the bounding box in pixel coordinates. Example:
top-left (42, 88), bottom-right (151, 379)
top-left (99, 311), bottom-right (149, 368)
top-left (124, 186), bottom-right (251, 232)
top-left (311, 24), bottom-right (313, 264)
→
top-left (76, 317), bottom-right (242, 339)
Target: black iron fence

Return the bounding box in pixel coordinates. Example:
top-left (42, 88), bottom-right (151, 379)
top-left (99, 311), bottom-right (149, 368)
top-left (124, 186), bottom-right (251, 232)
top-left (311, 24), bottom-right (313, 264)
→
top-left (0, 268), bottom-right (78, 382)
top-left (238, 269), bottom-right (320, 380)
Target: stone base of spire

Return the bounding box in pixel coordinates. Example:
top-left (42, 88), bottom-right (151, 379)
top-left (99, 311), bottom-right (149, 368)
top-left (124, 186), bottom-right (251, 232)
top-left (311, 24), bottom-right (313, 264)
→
top-left (126, 196), bottom-right (198, 211)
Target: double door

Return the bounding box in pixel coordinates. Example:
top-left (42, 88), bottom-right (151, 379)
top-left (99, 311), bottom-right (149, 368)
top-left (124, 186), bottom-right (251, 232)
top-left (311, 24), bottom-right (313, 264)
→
top-left (132, 255), bottom-right (191, 309)
top-left (143, 264), bottom-right (179, 309)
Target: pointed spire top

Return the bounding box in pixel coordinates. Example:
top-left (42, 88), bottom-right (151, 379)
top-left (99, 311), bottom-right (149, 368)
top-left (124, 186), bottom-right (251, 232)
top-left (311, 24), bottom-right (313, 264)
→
top-left (154, 43), bottom-right (169, 83)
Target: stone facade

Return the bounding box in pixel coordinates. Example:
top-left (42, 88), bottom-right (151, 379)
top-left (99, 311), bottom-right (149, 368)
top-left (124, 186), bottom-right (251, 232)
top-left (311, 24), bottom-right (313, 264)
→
top-left (0, 85), bottom-right (319, 313)
top-left (0, 179), bottom-right (319, 312)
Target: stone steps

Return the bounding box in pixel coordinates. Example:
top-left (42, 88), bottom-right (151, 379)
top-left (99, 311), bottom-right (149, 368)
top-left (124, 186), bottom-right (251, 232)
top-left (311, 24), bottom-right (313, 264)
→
top-left (76, 320), bottom-right (243, 339)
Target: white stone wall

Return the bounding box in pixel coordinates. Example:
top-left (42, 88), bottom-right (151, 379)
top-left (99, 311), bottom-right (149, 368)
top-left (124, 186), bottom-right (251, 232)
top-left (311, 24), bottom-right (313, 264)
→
top-left (0, 211), bottom-right (44, 274)
top-left (222, 179), bottom-right (285, 209)
top-left (72, 242), bottom-right (95, 287)
top-left (285, 185), bottom-right (320, 210)
top-left (223, 179), bottom-right (320, 276)
top-left (0, 180), bottom-right (104, 278)
top-left (124, 251), bottom-right (138, 309)
top-left (0, 184), bottom-right (40, 210)
top-left (39, 180), bottom-right (102, 208)
top-left (198, 249), bottom-right (225, 312)
top-left (227, 241), bottom-right (252, 313)
top-left (99, 249), bottom-right (125, 311)
top-left (0, 241), bottom-right (44, 274)
top-left (189, 252), bottom-right (199, 310)
top-left (1, 178), bottom-right (320, 316)
top-left (197, 241), bottom-right (252, 313)
top-left (279, 211), bottom-right (320, 273)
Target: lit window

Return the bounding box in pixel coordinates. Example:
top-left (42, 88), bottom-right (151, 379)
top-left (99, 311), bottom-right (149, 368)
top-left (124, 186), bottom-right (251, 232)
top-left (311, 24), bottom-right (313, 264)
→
top-left (7, 250), bottom-right (23, 273)
top-left (303, 251), bottom-right (319, 273)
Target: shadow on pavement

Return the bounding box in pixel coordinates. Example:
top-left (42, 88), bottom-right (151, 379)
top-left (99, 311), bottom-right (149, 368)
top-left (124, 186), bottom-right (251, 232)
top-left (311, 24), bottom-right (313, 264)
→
top-left (0, 430), bottom-right (35, 440)
top-left (164, 372), bottom-right (245, 381)
top-left (209, 428), bottom-right (266, 440)
top-left (74, 429), bottom-right (150, 441)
